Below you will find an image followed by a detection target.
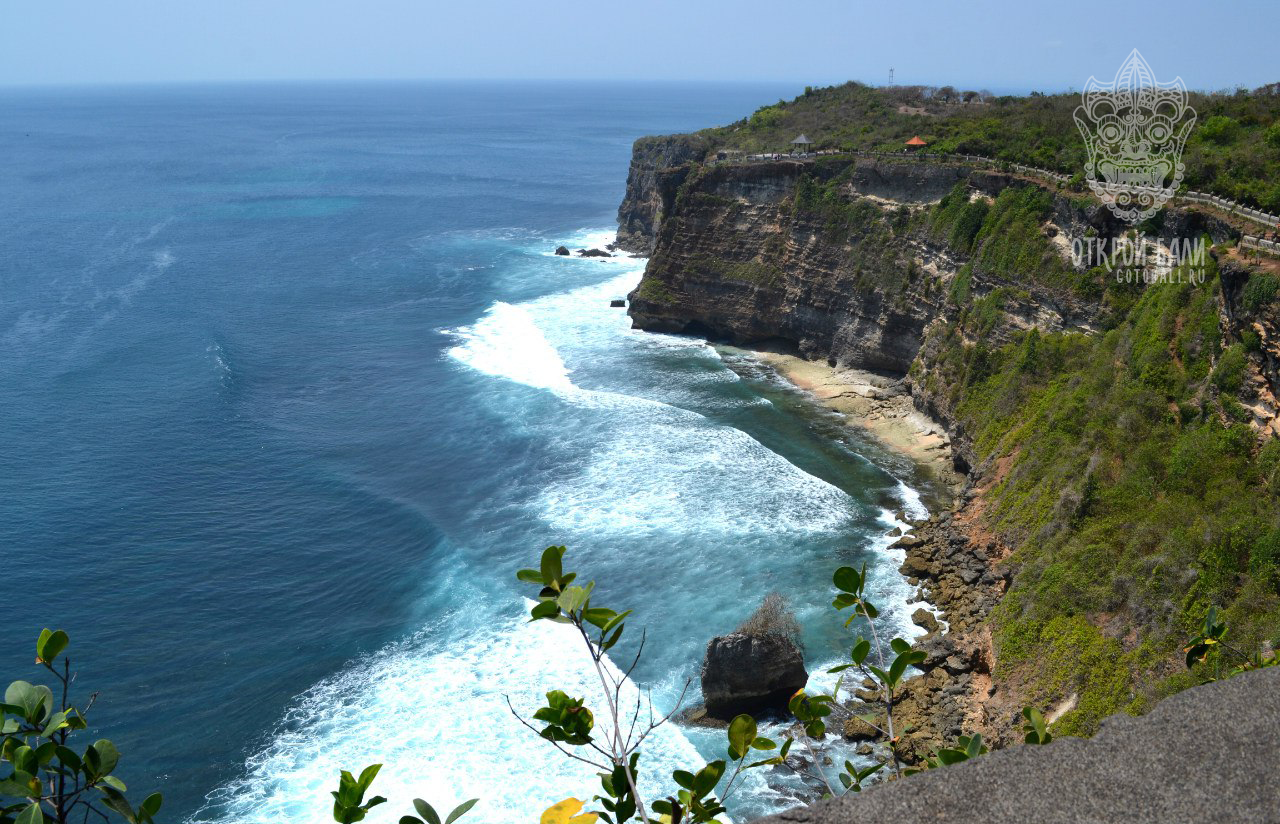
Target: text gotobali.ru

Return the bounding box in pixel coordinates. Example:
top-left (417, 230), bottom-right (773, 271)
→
top-left (1072, 236), bottom-right (1209, 284)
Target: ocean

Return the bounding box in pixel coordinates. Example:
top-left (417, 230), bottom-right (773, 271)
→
top-left (0, 81), bottom-right (938, 822)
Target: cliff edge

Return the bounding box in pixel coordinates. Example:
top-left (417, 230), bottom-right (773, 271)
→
top-left (749, 666), bottom-right (1280, 824)
top-left (615, 134), bottom-right (710, 254)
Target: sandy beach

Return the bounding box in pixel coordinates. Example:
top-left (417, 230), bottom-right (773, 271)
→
top-left (750, 350), bottom-right (964, 501)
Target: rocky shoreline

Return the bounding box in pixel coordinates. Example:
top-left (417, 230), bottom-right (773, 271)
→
top-left (735, 349), bottom-right (1018, 767)
top-left (884, 504), bottom-right (1014, 760)
top-left (814, 500), bottom-right (1014, 771)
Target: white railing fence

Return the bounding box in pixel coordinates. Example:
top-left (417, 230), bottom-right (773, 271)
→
top-left (710, 150), bottom-right (1278, 226)
top-left (1179, 191), bottom-right (1280, 230)
top-left (1242, 234), bottom-right (1280, 254)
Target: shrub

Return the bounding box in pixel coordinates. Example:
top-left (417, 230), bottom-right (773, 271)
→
top-left (1, 631), bottom-right (162, 824)
top-left (1266, 122), bottom-right (1280, 150)
top-left (1212, 344), bottom-right (1248, 394)
top-left (328, 765), bottom-right (477, 824)
top-left (1242, 328), bottom-right (1262, 352)
top-left (736, 593), bottom-right (803, 648)
top-left (949, 198), bottom-right (990, 253)
top-left (1249, 528), bottom-right (1280, 592)
top-left (1242, 274), bottom-right (1279, 312)
top-left (1199, 115), bottom-right (1242, 145)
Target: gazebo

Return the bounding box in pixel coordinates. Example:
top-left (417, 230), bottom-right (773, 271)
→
top-left (790, 134), bottom-right (813, 154)
top-left (905, 135), bottom-right (928, 151)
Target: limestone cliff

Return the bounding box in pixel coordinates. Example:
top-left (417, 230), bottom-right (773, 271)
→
top-left (615, 134), bottom-right (711, 254)
top-left (623, 152), bottom-right (1248, 453)
top-left (626, 155), bottom-right (1109, 444)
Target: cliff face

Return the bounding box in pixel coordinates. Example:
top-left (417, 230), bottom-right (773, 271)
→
top-left (615, 134), bottom-right (711, 254)
top-left (627, 157), bottom-right (1101, 382)
top-left (629, 159), bottom-right (935, 373)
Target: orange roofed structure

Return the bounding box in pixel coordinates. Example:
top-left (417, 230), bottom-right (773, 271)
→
top-left (905, 135), bottom-right (928, 148)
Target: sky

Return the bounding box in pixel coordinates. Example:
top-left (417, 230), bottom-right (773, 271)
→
top-left (3, 0), bottom-right (1278, 92)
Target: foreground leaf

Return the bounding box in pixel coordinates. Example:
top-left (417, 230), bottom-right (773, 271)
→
top-left (540, 798), bottom-right (598, 824)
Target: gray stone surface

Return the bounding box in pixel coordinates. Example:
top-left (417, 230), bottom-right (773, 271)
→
top-left (750, 667), bottom-right (1280, 824)
top-left (701, 631), bottom-right (807, 720)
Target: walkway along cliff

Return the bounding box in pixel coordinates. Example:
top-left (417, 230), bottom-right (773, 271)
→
top-left (616, 137), bottom-right (1280, 758)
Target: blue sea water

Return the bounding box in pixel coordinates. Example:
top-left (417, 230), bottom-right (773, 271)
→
top-left (0, 82), bottom-right (943, 822)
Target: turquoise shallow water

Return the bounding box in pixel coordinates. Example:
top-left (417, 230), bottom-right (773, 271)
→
top-left (1, 81), bottom-right (936, 822)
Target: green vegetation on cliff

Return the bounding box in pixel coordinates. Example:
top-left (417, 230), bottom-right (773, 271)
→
top-left (924, 258), bottom-right (1280, 734)
top-left (633, 126), bottom-right (1280, 741)
top-left (701, 81), bottom-right (1280, 212)
top-left (930, 183), bottom-right (1087, 294)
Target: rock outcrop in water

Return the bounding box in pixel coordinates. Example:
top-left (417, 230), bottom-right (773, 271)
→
top-left (700, 631), bottom-right (808, 719)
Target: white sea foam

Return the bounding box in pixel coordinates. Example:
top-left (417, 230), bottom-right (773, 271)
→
top-left (207, 342), bottom-right (232, 386)
top-left (191, 605), bottom-right (711, 824)
top-left (866, 508), bottom-right (931, 642)
top-left (446, 302), bottom-right (576, 392)
top-left (559, 228), bottom-right (619, 250)
top-left (446, 269), bottom-right (856, 537)
top-left (543, 229), bottom-right (641, 265)
top-left (892, 480), bottom-right (929, 522)
top-left (536, 413), bottom-right (855, 536)
top-left (4, 224), bottom-right (175, 353)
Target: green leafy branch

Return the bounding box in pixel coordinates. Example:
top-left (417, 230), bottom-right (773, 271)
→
top-left (827, 563), bottom-right (924, 780)
top-left (2, 630), bottom-right (162, 824)
top-left (328, 763), bottom-right (477, 824)
top-left (1184, 606), bottom-right (1279, 681)
top-left (515, 547), bottom-right (783, 824)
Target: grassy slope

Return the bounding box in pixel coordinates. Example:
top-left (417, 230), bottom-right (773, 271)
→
top-left (920, 208), bottom-right (1280, 734)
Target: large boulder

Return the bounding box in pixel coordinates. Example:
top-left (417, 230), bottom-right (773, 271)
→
top-left (700, 632), bottom-right (808, 719)
top-left (842, 715), bottom-right (882, 741)
top-left (911, 607), bottom-right (941, 634)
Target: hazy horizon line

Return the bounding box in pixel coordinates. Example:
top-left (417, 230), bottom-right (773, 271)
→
top-left (3, 75), bottom-right (1272, 98)
top-left (0, 75), bottom-right (1071, 96)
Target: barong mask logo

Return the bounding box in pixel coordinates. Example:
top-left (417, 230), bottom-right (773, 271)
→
top-left (1074, 49), bottom-right (1197, 224)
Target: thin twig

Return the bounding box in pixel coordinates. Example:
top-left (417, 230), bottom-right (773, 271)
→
top-left (613, 630), bottom-right (648, 741)
top-left (574, 617), bottom-right (651, 824)
top-left (622, 688), bottom-right (644, 752)
top-left (799, 734), bottom-right (838, 797)
top-left (859, 601), bottom-right (899, 778)
top-left (630, 679), bottom-right (691, 752)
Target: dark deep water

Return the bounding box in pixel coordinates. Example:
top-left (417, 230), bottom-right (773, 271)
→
top-left (0, 81), bottom-right (939, 822)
